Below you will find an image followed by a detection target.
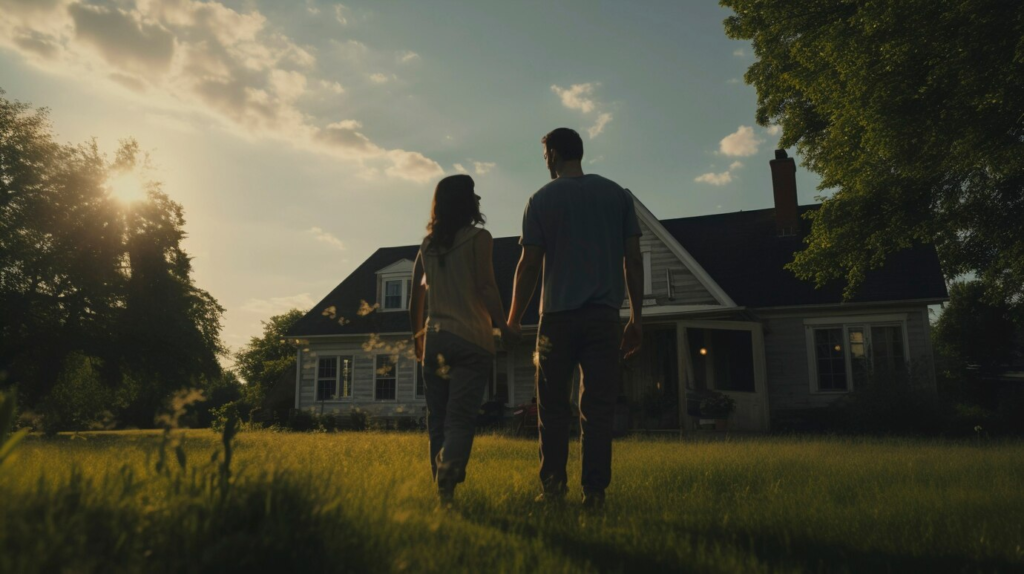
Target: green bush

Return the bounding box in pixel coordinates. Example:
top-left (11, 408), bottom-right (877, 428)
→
top-left (349, 408), bottom-right (368, 431)
top-left (40, 353), bottom-right (118, 435)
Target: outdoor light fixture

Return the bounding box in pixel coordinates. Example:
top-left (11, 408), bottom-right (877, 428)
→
top-left (834, 345), bottom-right (841, 352)
top-left (699, 348), bottom-right (707, 356)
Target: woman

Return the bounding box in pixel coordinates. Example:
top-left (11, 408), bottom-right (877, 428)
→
top-left (409, 174), bottom-right (517, 506)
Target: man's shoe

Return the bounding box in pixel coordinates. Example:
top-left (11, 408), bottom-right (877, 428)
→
top-left (581, 489), bottom-right (605, 510)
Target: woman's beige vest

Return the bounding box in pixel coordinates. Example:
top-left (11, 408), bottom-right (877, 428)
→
top-left (420, 226), bottom-right (495, 354)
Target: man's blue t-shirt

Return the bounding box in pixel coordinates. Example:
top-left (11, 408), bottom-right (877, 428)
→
top-left (520, 174), bottom-right (642, 315)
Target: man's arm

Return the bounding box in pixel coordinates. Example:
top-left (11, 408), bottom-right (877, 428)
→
top-left (622, 235), bottom-right (643, 359)
top-left (507, 245), bottom-right (544, 329)
top-left (409, 252), bottom-right (427, 362)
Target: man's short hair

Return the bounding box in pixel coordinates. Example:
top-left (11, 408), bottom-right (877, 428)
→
top-left (541, 127), bottom-right (584, 161)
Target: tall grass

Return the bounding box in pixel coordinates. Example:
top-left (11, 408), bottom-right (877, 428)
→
top-left (1, 428), bottom-right (1022, 573)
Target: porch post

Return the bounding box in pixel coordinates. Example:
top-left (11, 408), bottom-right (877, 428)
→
top-left (676, 321), bottom-right (689, 436)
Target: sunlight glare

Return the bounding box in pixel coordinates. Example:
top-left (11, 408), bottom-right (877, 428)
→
top-left (107, 171), bottom-right (147, 203)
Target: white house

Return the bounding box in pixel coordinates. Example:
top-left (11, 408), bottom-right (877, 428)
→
top-left (285, 151), bottom-right (948, 432)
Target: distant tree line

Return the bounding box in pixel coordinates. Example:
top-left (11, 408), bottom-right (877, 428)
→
top-left (0, 89), bottom-right (231, 430)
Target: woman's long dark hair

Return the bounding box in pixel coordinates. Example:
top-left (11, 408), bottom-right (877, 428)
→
top-left (426, 174), bottom-right (485, 250)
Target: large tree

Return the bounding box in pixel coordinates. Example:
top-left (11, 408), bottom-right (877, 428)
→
top-left (234, 309), bottom-right (306, 404)
top-left (933, 281), bottom-right (1021, 374)
top-left (721, 1), bottom-right (1024, 311)
top-left (0, 90), bottom-right (224, 425)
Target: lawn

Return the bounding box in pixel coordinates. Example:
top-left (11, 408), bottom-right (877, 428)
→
top-left (1, 429), bottom-right (1022, 573)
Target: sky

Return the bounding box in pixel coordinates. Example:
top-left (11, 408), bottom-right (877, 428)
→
top-left (0, 0), bottom-right (826, 365)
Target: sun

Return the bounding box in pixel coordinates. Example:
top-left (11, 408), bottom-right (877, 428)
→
top-left (107, 171), bottom-right (148, 203)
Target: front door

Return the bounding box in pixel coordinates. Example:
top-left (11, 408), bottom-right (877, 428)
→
top-left (679, 320), bottom-right (770, 432)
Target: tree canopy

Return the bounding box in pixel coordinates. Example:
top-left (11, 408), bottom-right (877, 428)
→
top-left (0, 89), bottom-right (225, 427)
top-left (721, 0), bottom-right (1024, 311)
top-left (234, 309), bottom-right (306, 405)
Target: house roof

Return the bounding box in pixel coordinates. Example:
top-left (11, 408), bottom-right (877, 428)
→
top-left (288, 204), bottom-right (948, 337)
top-left (659, 205), bottom-right (948, 308)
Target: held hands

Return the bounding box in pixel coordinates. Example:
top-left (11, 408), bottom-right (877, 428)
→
top-left (501, 321), bottom-right (522, 347)
top-left (621, 320), bottom-right (642, 360)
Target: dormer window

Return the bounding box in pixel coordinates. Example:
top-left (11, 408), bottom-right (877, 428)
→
top-left (384, 280), bottom-right (404, 309)
top-left (376, 259), bottom-right (414, 312)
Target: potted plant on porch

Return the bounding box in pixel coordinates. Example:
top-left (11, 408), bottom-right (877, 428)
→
top-left (699, 391), bottom-right (736, 431)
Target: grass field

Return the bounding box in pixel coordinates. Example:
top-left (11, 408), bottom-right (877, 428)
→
top-left (1, 429), bottom-right (1022, 573)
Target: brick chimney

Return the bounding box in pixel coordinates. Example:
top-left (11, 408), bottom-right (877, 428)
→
top-left (769, 149), bottom-right (799, 237)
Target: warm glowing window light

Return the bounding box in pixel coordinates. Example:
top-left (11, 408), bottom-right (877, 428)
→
top-left (107, 171), bottom-right (147, 203)
top-left (699, 348), bottom-right (708, 356)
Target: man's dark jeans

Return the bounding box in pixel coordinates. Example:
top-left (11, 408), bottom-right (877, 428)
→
top-left (422, 330), bottom-right (493, 487)
top-left (535, 305), bottom-right (621, 495)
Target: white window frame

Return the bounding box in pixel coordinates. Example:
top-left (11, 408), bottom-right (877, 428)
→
top-left (804, 314), bottom-right (911, 394)
top-left (314, 354), bottom-right (355, 402)
top-left (373, 352), bottom-right (400, 402)
top-left (376, 259), bottom-right (414, 313)
top-left (381, 277), bottom-right (408, 311)
top-left (414, 353), bottom-right (424, 399)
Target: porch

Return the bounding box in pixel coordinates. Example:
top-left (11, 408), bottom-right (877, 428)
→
top-left (620, 318), bottom-right (770, 433)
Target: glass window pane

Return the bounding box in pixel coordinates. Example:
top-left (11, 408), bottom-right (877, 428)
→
top-left (384, 280), bottom-right (402, 309)
top-left (871, 325), bottom-right (905, 380)
top-left (375, 354), bottom-right (397, 401)
top-left (339, 356), bottom-right (352, 398)
top-left (316, 379), bottom-right (334, 401)
top-left (814, 328), bottom-right (847, 390)
top-left (849, 327), bottom-right (868, 387)
top-left (317, 357), bottom-right (336, 379)
top-left (709, 329), bottom-right (755, 393)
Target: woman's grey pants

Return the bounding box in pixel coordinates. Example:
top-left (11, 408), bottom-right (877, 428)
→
top-left (422, 330), bottom-right (493, 486)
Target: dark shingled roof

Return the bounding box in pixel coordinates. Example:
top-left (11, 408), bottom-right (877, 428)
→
top-left (288, 205), bottom-right (948, 337)
top-left (660, 205), bottom-right (948, 308)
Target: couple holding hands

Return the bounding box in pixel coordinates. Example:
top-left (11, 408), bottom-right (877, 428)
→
top-left (409, 127), bottom-right (644, 509)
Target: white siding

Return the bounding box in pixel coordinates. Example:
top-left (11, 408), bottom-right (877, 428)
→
top-left (297, 337), bottom-right (426, 416)
top-left (637, 218), bottom-right (718, 306)
top-left (760, 305), bottom-right (938, 414)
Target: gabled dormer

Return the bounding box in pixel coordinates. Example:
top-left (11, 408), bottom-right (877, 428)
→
top-left (375, 259), bottom-right (414, 312)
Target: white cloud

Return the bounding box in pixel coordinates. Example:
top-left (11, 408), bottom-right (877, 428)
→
top-left (719, 126), bottom-right (763, 157)
top-left (695, 161), bottom-right (745, 187)
top-left (733, 48), bottom-right (746, 57)
top-left (309, 226), bottom-right (345, 250)
top-left (319, 80), bottom-right (345, 95)
top-left (334, 4), bottom-right (348, 25)
top-left (551, 83), bottom-right (597, 113)
top-left (0, 0), bottom-right (444, 185)
top-left (240, 293), bottom-right (317, 316)
top-left (397, 50), bottom-right (419, 63)
top-left (453, 163), bottom-right (468, 174)
top-left (368, 72), bottom-right (389, 84)
top-left (727, 78), bottom-right (741, 85)
top-left (551, 82), bottom-right (614, 139)
top-left (766, 124), bottom-right (782, 136)
top-left (473, 161), bottom-right (496, 175)
top-left (588, 112), bottom-right (612, 138)
top-left (694, 170), bottom-right (733, 186)
top-left (385, 149), bottom-right (444, 183)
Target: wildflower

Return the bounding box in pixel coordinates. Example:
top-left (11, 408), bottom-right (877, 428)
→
top-left (436, 354), bottom-right (451, 380)
top-left (357, 300), bottom-right (380, 317)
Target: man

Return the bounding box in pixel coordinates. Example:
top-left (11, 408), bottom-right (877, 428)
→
top-left (507, 127), bottom-right (644, 508)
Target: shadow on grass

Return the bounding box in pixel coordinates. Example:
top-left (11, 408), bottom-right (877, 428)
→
top-left (456, 499), bottom-right (1020, 574)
